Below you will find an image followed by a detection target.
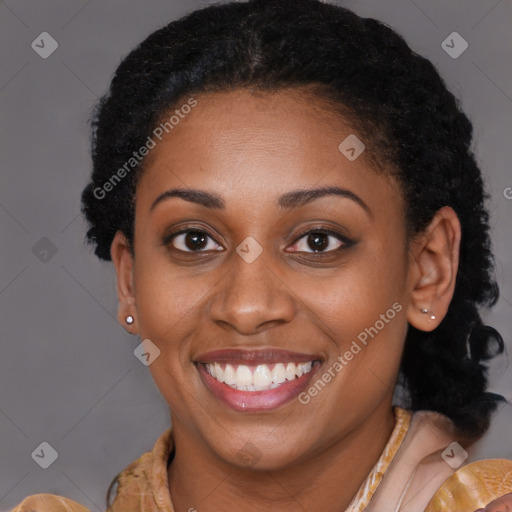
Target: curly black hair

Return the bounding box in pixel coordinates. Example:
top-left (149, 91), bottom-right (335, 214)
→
top-left (82, 0), bottom-right (505, 450)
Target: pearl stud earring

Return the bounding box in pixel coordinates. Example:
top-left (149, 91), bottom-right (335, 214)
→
top-left (125, 315), bottom-right (134, 325)
top-left (420, 308), bottom-right (436, 320)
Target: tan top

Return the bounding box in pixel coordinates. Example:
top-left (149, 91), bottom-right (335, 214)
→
top-left (11, 407), bottom-right (512, 512)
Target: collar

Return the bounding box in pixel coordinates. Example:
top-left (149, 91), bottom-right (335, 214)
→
top-left (109, 407), bottom-right (413, 512)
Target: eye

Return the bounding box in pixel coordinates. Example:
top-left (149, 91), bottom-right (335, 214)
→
top-left (288, 229), bottom-right (350, 253)
top-left (165, 229), bottom-right (223, 252)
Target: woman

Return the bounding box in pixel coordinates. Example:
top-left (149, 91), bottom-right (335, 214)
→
top-left (12, 0), bottom-right (512, 510)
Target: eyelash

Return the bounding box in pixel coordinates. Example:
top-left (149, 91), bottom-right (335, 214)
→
top-left (163, 226), bottom-right (353, 255)
top-left (290, 227), bottom-right (353, 253)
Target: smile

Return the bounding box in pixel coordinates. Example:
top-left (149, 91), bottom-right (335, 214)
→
top-left (195, 348), bottom-right (323, 412)
top-left (204, 361), bottom-right (314, 391)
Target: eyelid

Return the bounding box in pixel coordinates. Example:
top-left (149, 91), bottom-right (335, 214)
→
top-left (178, 233), bottom-right (222, 252)
top-left (163, 225), bottom-right (354, 253)
top-left (162, 225), bottom-right (224, 251)
top-left (292, 226), bottom-right (349, 243)
top-left (293, 226), bottom-right (354, 245)
top-left (288, 227), bottom-right (353, 253)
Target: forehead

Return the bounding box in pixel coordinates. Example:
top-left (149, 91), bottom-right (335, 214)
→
top-left (136, 88), bottom-right (401, 215)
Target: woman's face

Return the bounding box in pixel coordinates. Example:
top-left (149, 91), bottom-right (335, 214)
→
top-left (116, 88), bottom-right (416, 469)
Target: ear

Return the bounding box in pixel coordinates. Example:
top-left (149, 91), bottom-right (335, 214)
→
top-left (110, 230), bottom-right (138, 334)
top-left (406, 206), bottom-right (461, 332)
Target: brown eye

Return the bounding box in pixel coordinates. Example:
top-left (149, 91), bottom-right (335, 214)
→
top-left (288, 229), bottom-right (352, 254)
top-left (167, 230), bottom-right (223, 252)
top-left (307, 232), bottom-right (330, 251)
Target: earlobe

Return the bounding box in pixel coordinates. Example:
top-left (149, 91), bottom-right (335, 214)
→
top-left (406, 206), bottom-right (461, 332)
top-left (111, 231), bottom-right (138, 334)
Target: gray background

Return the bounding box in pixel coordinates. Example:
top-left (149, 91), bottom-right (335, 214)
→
top-left (1, 0), bottom-right (511, 510)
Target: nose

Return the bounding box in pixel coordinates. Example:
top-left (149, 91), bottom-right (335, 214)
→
top-left (209, 247), bottom-right (296, 335)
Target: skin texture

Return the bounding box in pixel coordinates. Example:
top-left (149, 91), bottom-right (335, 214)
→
top-left (110, 89), bottom-right (461, 511)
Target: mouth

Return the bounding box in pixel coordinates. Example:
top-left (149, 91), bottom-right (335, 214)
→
top-left (203, 360), bottom-right (314, 390)
top-left (195, 348), bottom-right (323, 412)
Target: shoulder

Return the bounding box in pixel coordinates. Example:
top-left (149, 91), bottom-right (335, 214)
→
top-left (107, 428), bottom-right (174, 511)
top-left (425, 458), bottom-right (512, 512)
top-left (11, 429), bottom-right (174, 512)
top-left (10, 493), bottom-right (91, 512)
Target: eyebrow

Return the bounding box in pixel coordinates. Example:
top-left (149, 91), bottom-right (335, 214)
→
top-left (150, 186), bottom-right (371, 215)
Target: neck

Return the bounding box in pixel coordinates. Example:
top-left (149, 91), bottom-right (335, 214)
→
top-left (168, 403), bottom-right (396, 512)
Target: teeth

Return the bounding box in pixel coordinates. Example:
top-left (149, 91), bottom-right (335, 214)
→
top-left (285, 363), bottom-right (296, 381)
top-left (271, 363), bottom-right (286, 384)
top-left (224, 364), bottom-right (236, 385)
top-left (214, 363), bottom-right (223, 382)
top-left (205, 361), bottom-right (314, 391)
top-left (253, 364), bottom-right (272, 387)
top-left (235, 365), bottom-right (253, 386)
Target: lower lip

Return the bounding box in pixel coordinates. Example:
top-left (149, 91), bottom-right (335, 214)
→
top-left (196, 362), bottom-right (321, 412)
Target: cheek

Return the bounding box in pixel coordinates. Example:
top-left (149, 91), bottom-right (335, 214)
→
top-left (298, 242), bottom-right (406, 339)
top-left (132, 259), bottom-right (206, 415)
top-left (132, 242), bottom-right (204, 341)
top-left (291, 240), bottom-right (408, 399)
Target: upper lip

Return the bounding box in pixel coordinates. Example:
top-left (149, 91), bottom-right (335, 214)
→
top-left (195, 348), bottom-right (323, 365)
